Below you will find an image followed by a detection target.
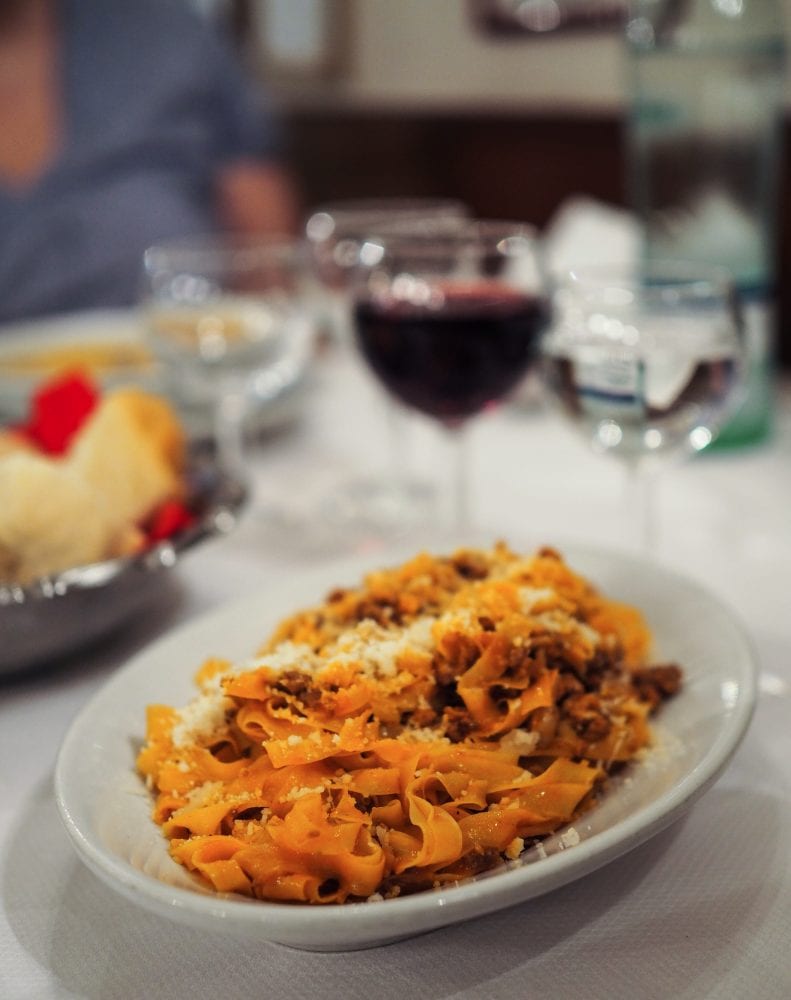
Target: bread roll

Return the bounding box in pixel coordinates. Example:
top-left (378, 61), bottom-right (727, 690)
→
top-left (0, 387), bottom-right (188, 586)
top-left (0, 429), bottom-right (34, 460)
top-left (67, 388), bottom-right (186, 537)
top-left (0, 452), bottom-right (114, 585)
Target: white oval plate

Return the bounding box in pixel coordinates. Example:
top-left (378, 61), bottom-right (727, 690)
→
top-left (54, 545), bottom-right (757, 951)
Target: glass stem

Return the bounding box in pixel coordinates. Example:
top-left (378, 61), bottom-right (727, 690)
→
top-left (214, 379), bottom-right (249, 485)
top-left (623, 461), bottom-right (657, 555)
top-left (385, 398), bottom-right (411, 488)
top-left (445, 424), bottom-right (471, 539)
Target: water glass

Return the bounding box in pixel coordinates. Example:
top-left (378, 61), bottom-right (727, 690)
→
top-left (542, 263), bottom-right (745, 550)
top-left (142, 235), bottom-right (315, 478)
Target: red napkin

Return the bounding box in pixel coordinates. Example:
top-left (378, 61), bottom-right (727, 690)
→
top-left (145, 499), bottom-right (196, 543)
top-left (21, 370), bottom-right (100, 455)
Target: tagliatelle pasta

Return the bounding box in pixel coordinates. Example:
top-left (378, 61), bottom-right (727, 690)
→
top-left (137, 544), bottom-right (682, 904)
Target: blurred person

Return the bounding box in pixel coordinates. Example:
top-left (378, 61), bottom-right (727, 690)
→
top-left (0, 0), bottom-right (299, 324)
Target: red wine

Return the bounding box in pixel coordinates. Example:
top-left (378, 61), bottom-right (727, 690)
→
top-left (354, 285), bottom-right (548, 423)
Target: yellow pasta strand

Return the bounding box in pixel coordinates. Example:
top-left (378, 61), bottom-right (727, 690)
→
top-left (138, 545), bottom-right (681, 904)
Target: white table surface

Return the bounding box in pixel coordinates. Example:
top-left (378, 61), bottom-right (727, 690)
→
top-left (2, 342), bottom-right (789, 1000)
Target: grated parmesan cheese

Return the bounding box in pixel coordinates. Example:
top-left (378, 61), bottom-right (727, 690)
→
top-left (401, 727), bottom-right (450, 745)
top-left (185, 780), bottom-right (224, 806)
top-left (517, 586), bottom-right (559, 613)
top-left (242, 641), bottom-right (317, 675)
top-left (327, 616), bottom-right (434, 679)
top-left (559, 826), bottom-right (580, 849)
top-left (282, 783), bottom-right (327, 802)
top-left (171, 691), bottom-right (233, 748)
top-left (533, 609), bottom-right (601, 649)
top-left (499, 728), bottom-right (540, 755)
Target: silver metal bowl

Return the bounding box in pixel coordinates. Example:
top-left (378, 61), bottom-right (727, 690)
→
top-left (0, 445), bottom-right (247, 676)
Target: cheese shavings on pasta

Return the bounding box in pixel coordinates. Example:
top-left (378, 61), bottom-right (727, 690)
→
top-left (138, 544), bottom-right (682, 904)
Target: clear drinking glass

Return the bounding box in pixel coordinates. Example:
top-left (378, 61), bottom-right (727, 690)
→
top-left (306, 198), bottom-right (470, 343)
top-left (541, 263), bottom-right (745, 551)
top-left (304, 198), bottom-right (471, 536)
top-left (141, 235), bottom-right (316, 482)
top-left (351, 219), bottom-right (550, 537)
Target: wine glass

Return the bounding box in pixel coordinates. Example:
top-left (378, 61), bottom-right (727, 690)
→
top-left (141, 235), bottom-right (316, 482)
top-left (306, 197), bottom-right (470, 344)
top-left (541, 262), bottom-right (745, 552)
top-left (351, 219), bottom-right (550, 536)
top-left (302, 199), bottom-right (471, 536)
top-left (306, 198), bottom-right (472, 531)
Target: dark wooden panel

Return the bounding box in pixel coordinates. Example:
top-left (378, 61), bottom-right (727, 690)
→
top-left (284, 110), bottom-right (624, 225)
top-left (283, 109), bottom-right (789, 367)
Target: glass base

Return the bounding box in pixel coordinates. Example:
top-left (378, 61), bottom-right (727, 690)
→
top-left (321, 476), bottom-right (435, 537)
top-left (252, 476), bottom-right (435, 559)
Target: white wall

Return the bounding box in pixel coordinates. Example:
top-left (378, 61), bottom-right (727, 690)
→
top-left (344, 1), bottom-right (624, 112)
top-left (258, 0), bottom-right (791, 113)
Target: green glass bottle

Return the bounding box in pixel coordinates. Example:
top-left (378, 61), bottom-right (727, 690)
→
top-left (626, 0), bottom-right (786, 446)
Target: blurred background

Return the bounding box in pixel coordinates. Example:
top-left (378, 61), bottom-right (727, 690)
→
top-left (208, 0), bottom-right (790, 370)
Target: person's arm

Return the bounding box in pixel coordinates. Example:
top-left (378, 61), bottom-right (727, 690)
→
top-left (214, 157), bottom-right (301, 237)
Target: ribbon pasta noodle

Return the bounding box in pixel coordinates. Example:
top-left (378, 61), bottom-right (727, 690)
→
top-left (138, 544), bottom-right (681, 904)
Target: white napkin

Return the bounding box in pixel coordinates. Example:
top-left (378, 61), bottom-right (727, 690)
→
top-left (542, 196), bottom-right (640, 271)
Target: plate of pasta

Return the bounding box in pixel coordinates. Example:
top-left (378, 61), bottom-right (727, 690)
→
top-left (55, 542), bottom-right (757, 951)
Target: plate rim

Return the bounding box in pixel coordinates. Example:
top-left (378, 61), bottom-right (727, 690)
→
top-left (53, 543), bottom-right (759, 946)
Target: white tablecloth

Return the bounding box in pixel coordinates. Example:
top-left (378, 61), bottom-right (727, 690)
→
top-left (2, 345), bottom-right (789, 1000)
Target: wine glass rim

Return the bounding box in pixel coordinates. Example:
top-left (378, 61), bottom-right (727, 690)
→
top-left (358, 219), bottom-right (541, 258)
top-left (307, 197), bottom-right (468, 221)
top-left (557, 260), bottom-right (736, 297)
top-left (305, 200), bottom-right (471, 247)
top-left (143, 233), bottom-right (305, 273)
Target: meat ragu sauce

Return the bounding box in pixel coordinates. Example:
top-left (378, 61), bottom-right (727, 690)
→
top-left (139, 544), bottom-right (682, 904)
top-left (268, 546), bottom-right (681, 748)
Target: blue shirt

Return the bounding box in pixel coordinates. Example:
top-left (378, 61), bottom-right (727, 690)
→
top-left (0, 0), bottom-right (281, 323)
